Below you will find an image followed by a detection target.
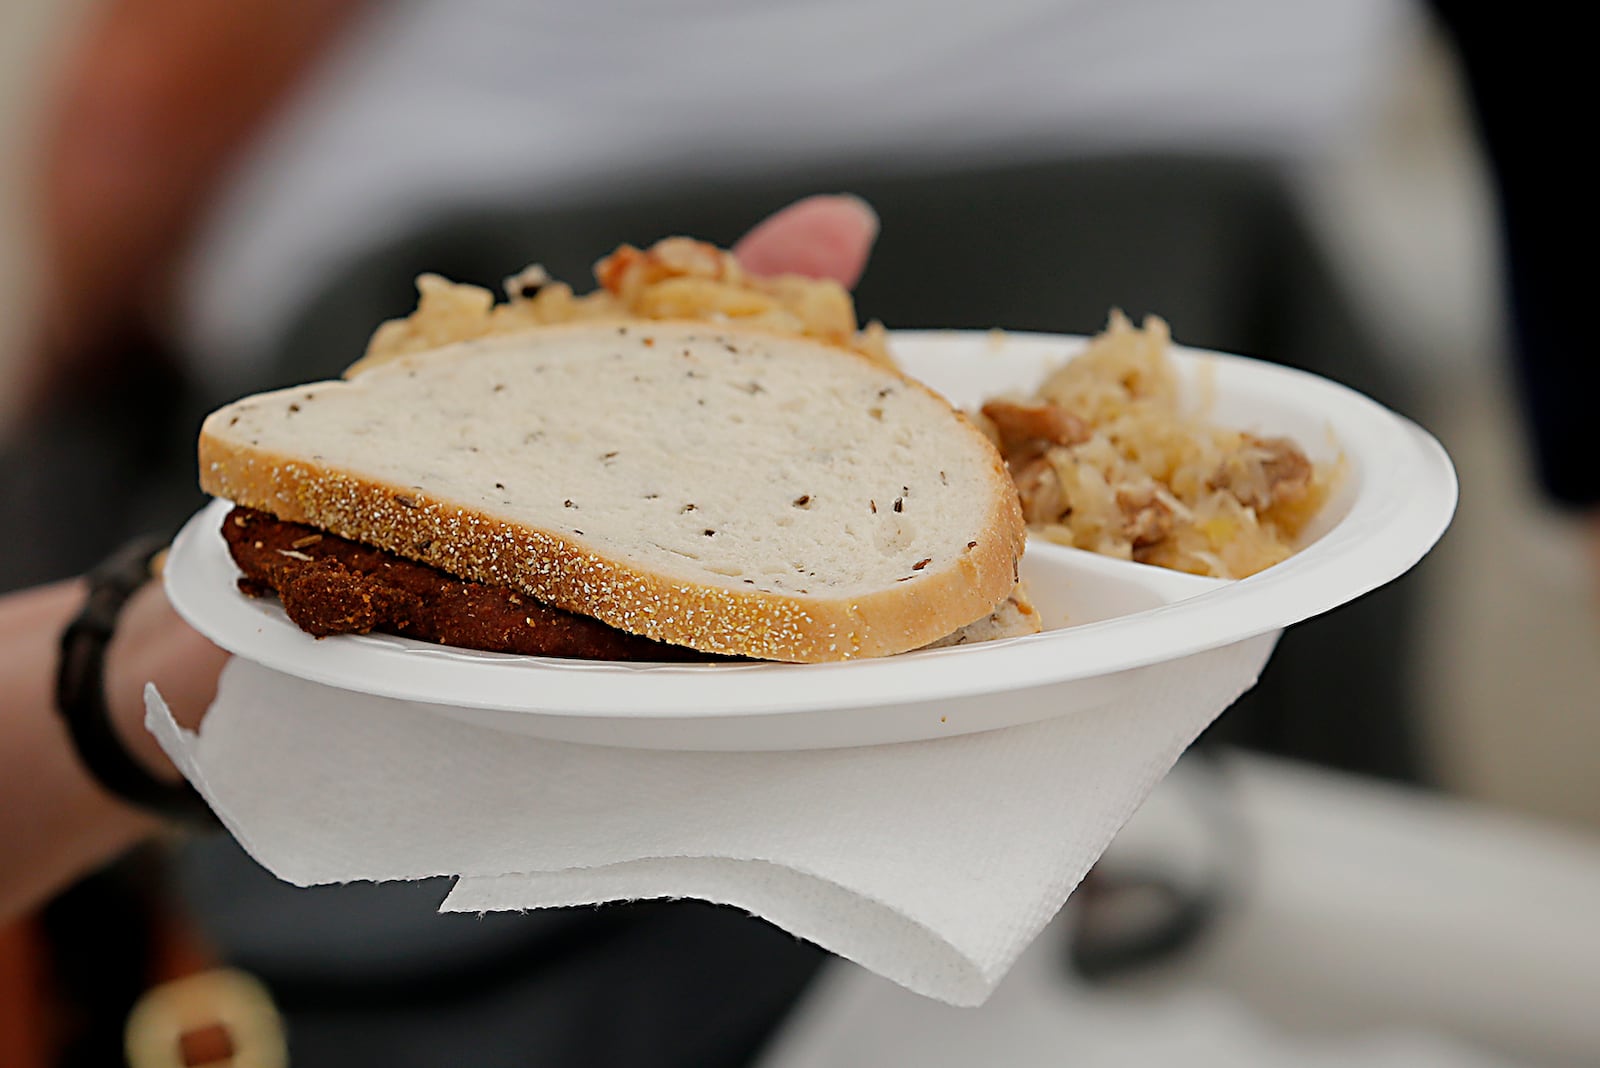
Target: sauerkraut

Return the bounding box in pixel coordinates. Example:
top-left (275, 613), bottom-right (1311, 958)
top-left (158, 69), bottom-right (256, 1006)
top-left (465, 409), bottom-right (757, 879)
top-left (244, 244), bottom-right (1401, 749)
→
top-left (350, 236), bottom-right (890, 376)
top-left (976, 312), bottom-right (1331, 579)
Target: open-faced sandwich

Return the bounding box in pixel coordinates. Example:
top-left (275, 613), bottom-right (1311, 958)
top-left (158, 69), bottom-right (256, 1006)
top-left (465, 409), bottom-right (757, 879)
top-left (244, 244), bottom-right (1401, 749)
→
top-left (198, 239), bottom-right (1036, 663)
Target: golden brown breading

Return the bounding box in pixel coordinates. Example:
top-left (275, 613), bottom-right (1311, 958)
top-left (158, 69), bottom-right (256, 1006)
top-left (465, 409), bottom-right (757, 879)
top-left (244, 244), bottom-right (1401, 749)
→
top-left (223, 507), bottom-right (712, 662)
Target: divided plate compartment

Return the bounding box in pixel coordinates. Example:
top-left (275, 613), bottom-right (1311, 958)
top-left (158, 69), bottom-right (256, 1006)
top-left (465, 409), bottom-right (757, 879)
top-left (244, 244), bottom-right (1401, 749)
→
top-left (163, 501), bottom-right (1231, 749)
top-left (164, 330), bottom-right (1454, 751)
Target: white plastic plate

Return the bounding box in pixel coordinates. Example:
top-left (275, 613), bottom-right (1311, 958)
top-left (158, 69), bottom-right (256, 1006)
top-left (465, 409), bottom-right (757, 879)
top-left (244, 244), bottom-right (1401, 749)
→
top-left (165, 331), bottom-right (1456, 750)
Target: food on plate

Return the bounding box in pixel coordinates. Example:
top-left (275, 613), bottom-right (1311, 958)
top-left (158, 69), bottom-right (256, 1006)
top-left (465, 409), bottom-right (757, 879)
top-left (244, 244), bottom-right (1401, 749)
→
top-left (200, 320), bottom-right (1027, 662)
top-left (975, 312), bottom-right (1332, 579)
top-left (922, 584), bottom-right (1039, 648)
top-left (348, 236), bottom-right (892, 377)
top-left (223, 505), bottom-right (709, 661)
top-left (224, 504), bottom-right (1035, 659)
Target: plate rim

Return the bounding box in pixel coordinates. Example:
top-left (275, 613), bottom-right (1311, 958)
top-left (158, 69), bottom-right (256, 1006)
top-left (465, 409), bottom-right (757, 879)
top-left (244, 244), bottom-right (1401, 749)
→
top-left (163, 330), bottom-right (1457, 719)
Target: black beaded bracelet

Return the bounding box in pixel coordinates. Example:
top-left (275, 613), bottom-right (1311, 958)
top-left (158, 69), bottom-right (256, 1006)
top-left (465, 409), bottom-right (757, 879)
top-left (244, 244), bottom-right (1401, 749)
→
top-left (56, 535), bottom-right (218, 828)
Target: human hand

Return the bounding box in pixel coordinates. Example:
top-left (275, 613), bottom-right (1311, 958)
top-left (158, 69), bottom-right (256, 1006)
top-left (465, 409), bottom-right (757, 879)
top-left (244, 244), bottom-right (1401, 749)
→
top-left (104, 577), bottom-right (230, 782)
top-left (1, 576), bottom-right (225, 917)
top-left (733, 194), bottom-right (879, 289)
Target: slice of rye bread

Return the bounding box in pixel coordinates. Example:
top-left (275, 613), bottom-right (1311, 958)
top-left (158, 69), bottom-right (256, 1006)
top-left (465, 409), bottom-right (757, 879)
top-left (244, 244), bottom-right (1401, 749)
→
top-left (198, 321), bottom-right (1026, 662)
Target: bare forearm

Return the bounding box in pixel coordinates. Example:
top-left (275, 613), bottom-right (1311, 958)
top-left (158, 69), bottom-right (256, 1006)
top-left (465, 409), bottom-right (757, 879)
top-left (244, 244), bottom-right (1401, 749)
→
top-left (0, 581), bottom-right (151, 919)
top-left (0, 579), bottom-right (225, 922)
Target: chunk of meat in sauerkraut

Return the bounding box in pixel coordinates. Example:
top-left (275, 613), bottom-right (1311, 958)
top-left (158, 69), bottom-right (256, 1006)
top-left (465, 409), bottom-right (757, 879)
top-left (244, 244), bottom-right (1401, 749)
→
top-left (1116, 484), bottom-right (1182, 549)
top-left (981, 399), bottom-right (1090, 455)
top-left (979, 311), bottom-right (1334, 579)
top-left (1210, 434), bottom-right (1314, 512)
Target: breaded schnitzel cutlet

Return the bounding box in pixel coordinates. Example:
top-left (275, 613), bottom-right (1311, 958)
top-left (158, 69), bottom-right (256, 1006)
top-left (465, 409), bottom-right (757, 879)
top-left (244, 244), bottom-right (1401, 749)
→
top-left (223, 507), bottom-right (711, 662)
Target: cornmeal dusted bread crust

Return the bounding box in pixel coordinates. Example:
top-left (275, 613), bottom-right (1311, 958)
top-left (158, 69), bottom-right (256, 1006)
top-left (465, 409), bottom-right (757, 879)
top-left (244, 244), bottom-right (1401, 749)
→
top-left (200, 322), bottom-right (1026, 662)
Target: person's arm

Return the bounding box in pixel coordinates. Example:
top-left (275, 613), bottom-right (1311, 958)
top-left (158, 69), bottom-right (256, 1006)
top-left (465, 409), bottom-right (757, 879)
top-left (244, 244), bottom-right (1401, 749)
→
top-left (0, 579), bottom-right (225, 922)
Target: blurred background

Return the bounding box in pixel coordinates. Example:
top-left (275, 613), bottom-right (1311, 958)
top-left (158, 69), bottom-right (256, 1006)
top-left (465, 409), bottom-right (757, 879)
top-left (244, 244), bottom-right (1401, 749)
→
top-left (0, 1), bottom-right (1595, 1066)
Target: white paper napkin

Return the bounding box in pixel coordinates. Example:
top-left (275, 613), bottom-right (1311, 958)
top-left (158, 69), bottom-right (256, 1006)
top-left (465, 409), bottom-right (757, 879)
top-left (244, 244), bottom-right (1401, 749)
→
top-left (146, 633), bottom-right (1276, 1006)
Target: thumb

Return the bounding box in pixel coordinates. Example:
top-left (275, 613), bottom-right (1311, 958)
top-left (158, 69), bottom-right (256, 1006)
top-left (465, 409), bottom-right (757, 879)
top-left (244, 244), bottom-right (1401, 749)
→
top-left (733, 194), bottom-right (879, 289)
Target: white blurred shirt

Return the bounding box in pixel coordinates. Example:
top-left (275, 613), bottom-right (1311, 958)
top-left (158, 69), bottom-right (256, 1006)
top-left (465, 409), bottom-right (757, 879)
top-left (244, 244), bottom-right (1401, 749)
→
top-left (177, 0), bottom-right (1422, 383)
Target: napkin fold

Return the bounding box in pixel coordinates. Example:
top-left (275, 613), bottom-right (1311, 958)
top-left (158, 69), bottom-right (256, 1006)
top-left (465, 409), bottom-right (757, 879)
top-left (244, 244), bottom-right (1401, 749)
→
top-left (147, 634), bottom-right (1275, 1006)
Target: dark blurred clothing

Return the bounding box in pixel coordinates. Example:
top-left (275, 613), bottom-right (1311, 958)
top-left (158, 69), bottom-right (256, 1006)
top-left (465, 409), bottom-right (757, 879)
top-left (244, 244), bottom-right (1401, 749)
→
top-left (0, 326), bottom-right (204, 587)
top-left (1432, 2), bottom-right (1595, 509)
top-left (174, 854), bottom-right (824, 1068)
